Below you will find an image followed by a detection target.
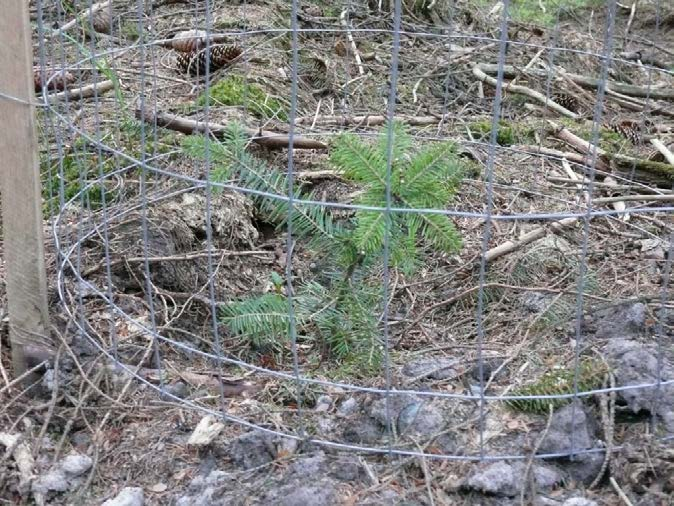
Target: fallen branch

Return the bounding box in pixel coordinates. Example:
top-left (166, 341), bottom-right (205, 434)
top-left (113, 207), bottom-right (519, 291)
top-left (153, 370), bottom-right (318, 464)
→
top-left (44, 79), bottom-right (115, 102)
top-left (340, 9), bottom-right (365, 76)
top-left (650, 138), bottom-right (674, 165)
top-left (477, 63), bottom-right (674, 101)
top-left (547, 176), bottom-right (671, 193)
top-left (135, 105), bottom-right (327, 150)
top-left (517, 144), bottom-right (612, 173)
top-left (83, 249), bottom-right (272, 277)
top-left (547, 120), bottom-right (674, 184)
top-left (484, 217), bottom-right (579, 263)
top-left (49, 0), bottom-right (111, 37)
top-left (592, 193), bottom-right (674, 204)
top-left (472, 65), bottom-right (579, 118)
top-left (294, 113), bottom-right (449, 127)
top-left (408, 278), bottom-right (608, 329)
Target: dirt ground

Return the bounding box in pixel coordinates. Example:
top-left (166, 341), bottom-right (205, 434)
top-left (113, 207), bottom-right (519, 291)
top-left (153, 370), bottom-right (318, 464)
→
top-left (1, 0), bottom-right (674, 504)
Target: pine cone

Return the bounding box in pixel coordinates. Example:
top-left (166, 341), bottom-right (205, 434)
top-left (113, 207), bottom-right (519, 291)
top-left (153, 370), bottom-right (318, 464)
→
top-left (297, 55), bottom-right (329, 92)
top-left (175, 45), bottom-right (242, 76)
top-left (91, 4), bottom-right (113, 34)
top-left (606, 119), bottom-right (647, 145)
top-left (170, 29), bottom-right (208, 53)
top-left (33, 67), bottom-right (75, 92)
top-left (551, 92), bottom-right (579, 113)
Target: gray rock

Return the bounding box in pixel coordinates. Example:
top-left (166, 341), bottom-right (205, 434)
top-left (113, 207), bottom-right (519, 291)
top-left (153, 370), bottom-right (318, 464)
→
top-left (229, 431), bottom-right (278, 470)
top-left (402, 357), bottom-right (461, 380)
top-left (101, 487), bottom-right (145, 506)
top-left (337, 397), bottom-right (359, 417)
top-left (32, 468), bottom-right (69, 495)
top-left (539, 401), bottom-right (596, 454)
top-left (342, 417), bottom-right (383, 444)
top-left (537, 401), bottom-right (604, 484)
top-left (397, 402), bottom-right (445, 436)
top-left (592, 303), bottom-right (646, 339)
top-left (369, 394), bottom-right (418, 426)
top-left (521, 291), bottom-right (556, 313)
top-left (564, 452), bottom-right (605, 484)
top-left (314, 395), bottom-right (333, 412)
top-left (163, 381), bottom-right (188, 399)
top-left (262, 479), bottom-right (337, 506)
top-left (605, 339), bottom-right (674, 432)
top-left (562, 497), bottom-right (599, 506)
top-left (288, 452), bottom-right (326, 477)
top-left (60, 454), bottom-right (93, 477)
top-left (175, 470), bottom-right (237, 506)
top-left (463, 460), bottom-right (563, 497)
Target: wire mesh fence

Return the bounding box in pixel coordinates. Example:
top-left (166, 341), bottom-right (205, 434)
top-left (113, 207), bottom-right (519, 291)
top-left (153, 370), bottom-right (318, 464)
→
top-left (12, 0), bottom-right (674, 499)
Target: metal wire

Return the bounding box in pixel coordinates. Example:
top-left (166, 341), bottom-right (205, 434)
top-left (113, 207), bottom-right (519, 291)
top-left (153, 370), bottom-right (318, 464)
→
top-left (15, 0), bottom-right (673, 464)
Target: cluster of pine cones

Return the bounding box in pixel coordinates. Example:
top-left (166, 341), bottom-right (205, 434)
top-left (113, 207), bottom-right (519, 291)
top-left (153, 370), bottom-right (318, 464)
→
top-left (175, 45), bottom-right (243, 76)
top-left (170, 30), bottom-right (242, 76)
top-left (551, 92), bottom-right (653, 145)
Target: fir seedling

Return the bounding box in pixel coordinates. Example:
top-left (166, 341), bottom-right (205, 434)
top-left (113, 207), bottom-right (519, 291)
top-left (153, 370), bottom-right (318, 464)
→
top-left (182, 123), bottom-right (339, 251)
top-left (330, 121), bottom-right (464, 272)
top-left (506, 357), bottom-right (607, 414)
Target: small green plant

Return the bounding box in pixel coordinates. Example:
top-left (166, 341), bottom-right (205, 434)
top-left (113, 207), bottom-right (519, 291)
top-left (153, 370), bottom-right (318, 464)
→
top-left (196, 75), bottom-right (287, 121)
top-left (506, 357), bottom-right (607, 414)
top-left (220, 276), bottom-right (381, 362)
top-left (182, 124), bottom-right (339, 250)
top-left (184, 121), bottom-right (467, 363)
top-left (330, 121), bottom-right (464, 273)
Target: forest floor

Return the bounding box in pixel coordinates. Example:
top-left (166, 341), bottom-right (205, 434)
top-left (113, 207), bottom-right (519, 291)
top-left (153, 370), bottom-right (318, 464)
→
top-left (2, 0), bottom-right (674, 504)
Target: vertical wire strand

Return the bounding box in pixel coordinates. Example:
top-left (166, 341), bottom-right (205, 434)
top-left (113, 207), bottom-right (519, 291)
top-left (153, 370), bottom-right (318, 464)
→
top-left (569, 0), bottom-right (617, 457)
top-left (650, 0), bottom-right (671, 436)
top-left (474, 0), bottom-right (510, 460)
top-left (287, 0), bottom-right (306, 438)
top-left (381, 0), bottom-right (405, 457)
top-left (202, 0), bottom-right (232, 416)
top-left (85, 0), bottom-right (120, 366)
top-left (135, 0), bottom-right (164, 393)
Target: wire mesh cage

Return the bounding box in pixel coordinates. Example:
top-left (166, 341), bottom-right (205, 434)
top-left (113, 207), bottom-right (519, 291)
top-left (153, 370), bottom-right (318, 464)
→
top-left (7, 0), bottom-right (674, 502)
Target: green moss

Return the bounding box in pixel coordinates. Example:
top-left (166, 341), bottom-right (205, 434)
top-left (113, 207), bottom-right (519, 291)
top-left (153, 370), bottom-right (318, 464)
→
top-left (196, 75), bottom-right (287, 121)
top-left (468, 120), bottom-right (534, 146)
top-left (473, 0), bottom-right (604, 26)
top-left (558, 117), bottom-right (632, 154)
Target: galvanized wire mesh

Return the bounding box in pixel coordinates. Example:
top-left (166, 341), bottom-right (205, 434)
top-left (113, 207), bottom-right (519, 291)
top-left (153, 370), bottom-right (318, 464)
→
top-left (30, 0), bottom-right (674, 464)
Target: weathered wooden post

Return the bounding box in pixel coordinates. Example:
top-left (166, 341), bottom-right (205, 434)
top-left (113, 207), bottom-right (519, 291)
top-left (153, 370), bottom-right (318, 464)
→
top-left (0, 3), bottom-right (53, 384)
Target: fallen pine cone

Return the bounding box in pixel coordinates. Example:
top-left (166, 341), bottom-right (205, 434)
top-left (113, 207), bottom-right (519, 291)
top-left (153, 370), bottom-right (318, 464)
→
top-left (170, 29), bottom-right (208, 53)
top-left (33, 67), bottom-right (75, 93)
top-left (175, 45), bottom-right (243, 76)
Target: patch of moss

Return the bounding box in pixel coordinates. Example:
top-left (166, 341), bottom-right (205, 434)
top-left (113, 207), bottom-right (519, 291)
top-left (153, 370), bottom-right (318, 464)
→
top-left (558, 118), bottom-right (632, 154)
top-left (474, 0), bottom-right (604, 26)
top-left (468, 119), bottom-right (534, 146)
top-left (196, 75), bottom-right (287, 121)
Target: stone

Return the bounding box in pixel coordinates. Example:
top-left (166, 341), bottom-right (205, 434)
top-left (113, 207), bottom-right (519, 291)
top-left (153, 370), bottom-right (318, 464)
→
top-left (60, 454), bottom-right (92, 477)
top-left (539, 401), bottom-right (596, 454)
top-left (605, 339), bottom-right (674, 432)
top-left (562, 498), bottom-right (598, 506)
top-left (101, 487), bottom-right (145, 506)
top-left (397, 402), bottom-right (445, 436)
top-left (261, 479), bottom-right (337, 506)
top-left (401, 358), bottom-right (461, 380)
top-left (591, 303), bottom-right (646, 340)
top-left (337, 397), bottom-right (359, 417)
top-left (229, 431), bottom-right (278, 469)
top-left (463, 460), bottom-right (563, 497)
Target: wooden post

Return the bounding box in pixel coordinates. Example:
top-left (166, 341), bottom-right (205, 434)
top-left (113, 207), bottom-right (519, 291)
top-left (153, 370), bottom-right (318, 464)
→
top-left (0, 4), bottom-right (53, 383)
